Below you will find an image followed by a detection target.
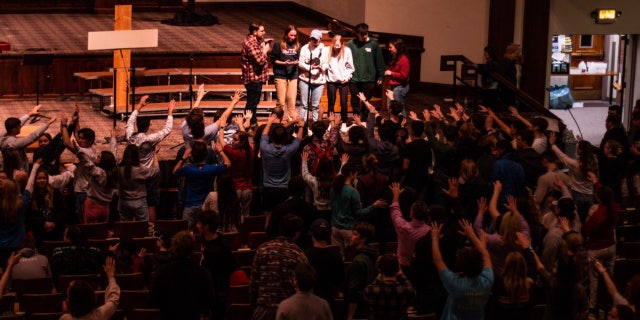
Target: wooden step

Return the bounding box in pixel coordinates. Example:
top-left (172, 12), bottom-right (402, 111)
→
top-left (75, 67), bottom-right (274, 80)
top-left (138, 100), bottom-right (277, 117)
top-left (89, 84), bottom-right (276, 97)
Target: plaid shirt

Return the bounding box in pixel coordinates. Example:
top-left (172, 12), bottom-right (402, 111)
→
top-left (241, 34), bottom-right (270, 84)
top-left (250, 237), bottom-right (308, 308)
top-left (364, 274), bottom-right (415, 320)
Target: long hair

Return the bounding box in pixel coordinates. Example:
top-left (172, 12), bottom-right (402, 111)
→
top-left (235, 131), bottom-right (254, 173)
top-left (596, 186), bottom-right (616, 222)
top-left (577, 140), bottom-right (598, 178)
top-left (459, 159), bottom-right (479, 183)
top-left (98, 151), bottom-right (118, 189)
top-left (329, 35), bottom-right (345, 60)
top-left (2, 179), bottom-right (22, 223)
top-left (498, 210), bottom-right (523, 251)
top-left (316, 158), bottom-right (335, 199)
top-left (119, 144), bottom-right (140, 180)
top-left (389, 38), bottom-right (406, 66)
top-left (332, 163), bottom-right (356, 195)
top-left (362, 153), bottom-right (378, 174)
top-left (280, 24), bottom-right (299, 51)
top-left (216, 174), bottom-right (241, 232)
top-left (31, 168), bottom-right (54, 211)
top-left (2, 149), bottom-right (21, 180)
top-left (501, 251), bottom-right (530, 303)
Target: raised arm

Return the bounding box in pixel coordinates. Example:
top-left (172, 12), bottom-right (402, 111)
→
top-left (61, 117), bottom-right (76, 154)
top-left (25, 160), bottom-right (41, 195)
top-left (215, 90), bottom-right (242, 126)
top-left (0, 252), bottom-right (23, 297)
top-left (509, 106), bottom-right (532, 128)
top-left (459, 219), bottom-right (492, 269)
top-left (213, 141), bottom-right (231, 168)
top-left (193, 84), bottom-right (207, 109)
top-left (479, 105), bottom-right (511, 137)
top-left (488, 181), bottom-right (502, 220)
top-left (173, 148), bottom-right (191, 175)
top-left (125, 95), bottom-right (149, 139)
top-left (430, 222), bottom-right (447, 272)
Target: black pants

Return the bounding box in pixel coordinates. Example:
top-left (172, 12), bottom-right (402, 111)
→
top-left (244, 81), bottom-right (263, 125)
top-left (327, 81), bottom-right (349, 121)
top-left (349, 82), bottom-right (376, 119)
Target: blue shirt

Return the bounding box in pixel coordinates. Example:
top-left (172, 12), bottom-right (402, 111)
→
top-left (439, 267), bottom-right (493, 320)
top-left (260, 135), bottom-right (300, 188)
top-left (175, 163), bottom-right (227, 207)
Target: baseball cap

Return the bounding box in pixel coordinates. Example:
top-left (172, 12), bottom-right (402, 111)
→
top-left (310, 29), bottom-right (323, 41)
top-left (311, 218), bottom-right (329, 231)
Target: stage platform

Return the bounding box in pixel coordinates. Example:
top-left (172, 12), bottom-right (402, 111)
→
top-left (0, 2), bottom-right (327, 98)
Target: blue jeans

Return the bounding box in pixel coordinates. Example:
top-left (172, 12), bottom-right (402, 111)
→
top-left (119, 198), bottom-right (149, 221)
top-left (298, 81), bottom-right (324, 122)
top-left (182, 206), bottom-right (202, 231)
top-left (244, 81), bottom-right (263, 125)
top-left (388, 84), bottom-right (409, 117)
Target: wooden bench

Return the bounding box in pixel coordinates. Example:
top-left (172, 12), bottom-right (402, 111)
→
top-left (139, 100), bottom-right (278, 117)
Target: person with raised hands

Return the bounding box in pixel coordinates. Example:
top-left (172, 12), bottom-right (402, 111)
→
top-left (1, 104), bottom-right (56, 173)
top-left (260, 114), bottom-right (304, 227)
top-left (431, 219), bottom-right (493, 320)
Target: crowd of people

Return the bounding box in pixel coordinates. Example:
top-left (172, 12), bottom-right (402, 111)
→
top-left (0, 20), bottom-right (638, 320)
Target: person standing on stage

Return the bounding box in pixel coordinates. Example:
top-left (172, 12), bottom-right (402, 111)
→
top-left (347, 23), bottom-right (385, 121)
top-left (384, 38), bottom-right (410, 117)
top-left (241, 22), bottom-right (271, 127)
top-left (270, 25), bottom-right (300, 121)
top-left (326, 34), bottom-right (354, 122)
top-left (298, 29), bottom-right (328, 122)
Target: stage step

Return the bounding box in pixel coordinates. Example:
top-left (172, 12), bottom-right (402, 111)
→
top-left (136, 100), bottom-right (277, 117)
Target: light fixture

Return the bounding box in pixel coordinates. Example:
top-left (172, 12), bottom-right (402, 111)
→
top-left (591, 9), bottom-right (621, 24)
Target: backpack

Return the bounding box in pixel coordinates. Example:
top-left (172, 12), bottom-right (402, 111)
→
top-left (310, 141), bottom-right (332, 175)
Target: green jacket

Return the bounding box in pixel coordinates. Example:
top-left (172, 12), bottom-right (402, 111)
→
top-left (347, 38), bottom-right (386, 83)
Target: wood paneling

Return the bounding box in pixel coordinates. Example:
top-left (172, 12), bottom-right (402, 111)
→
top-left (521, 0), bottom-right (550, 106)
top-left (488, 0), bottom-right (516, 58)
top-left (0, 53), bottom-right (242, 99)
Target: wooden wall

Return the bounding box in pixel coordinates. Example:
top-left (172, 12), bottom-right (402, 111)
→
top-left (0, 0), bottom-right (182, 14)
top-left (0, 53), bottom-right (242, 99)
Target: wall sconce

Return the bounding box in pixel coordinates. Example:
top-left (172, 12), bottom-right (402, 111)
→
top-left (591, 9), bottom-right (621, 24)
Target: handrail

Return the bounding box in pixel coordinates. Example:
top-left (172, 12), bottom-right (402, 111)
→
top-left (439, 55), bottom-right (561, 121)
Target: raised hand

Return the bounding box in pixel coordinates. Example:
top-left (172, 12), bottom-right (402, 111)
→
top-left (457, 219), bottom-right (476, 240)
top-left (389, 182), bottom-right (404, 199)
top-left (138, 95), bottom-right (149, 110)
top-left (385, 89), bottom-right (394, 101)
top-left (515, 231), bottom-right (531, 250)
top-left (442, 177), bottom-right (459, 198)
top-left (505, 195), bottom-right (518, 214)
top-left (301, 150), bottom-right (309, 162)
top-left (357, 92), bottom-right (367, 102)
top-left (422, 108), bottom-right (431, 122)
top-left (340, 153), bottom-right (349, 165)
top-left (548, 131), bottom-right (557, 145)
top-left (409, 111), bottom-right (419, 121)
top-left (29, 105), bottom-right (42, 116)
top-left (231, 89), bottom-right (242, 103)
top-left (493, 180), bottom-right (503, 194)
top-left (477, 197), bottom-right (488, 215)
top-left (430, 222), bottom-right (442, 241)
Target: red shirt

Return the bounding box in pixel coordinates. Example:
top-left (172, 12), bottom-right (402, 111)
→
top-left (224, 145), bottom-right (253, 190)
top-left (387, 54), bottom-right (410, 86)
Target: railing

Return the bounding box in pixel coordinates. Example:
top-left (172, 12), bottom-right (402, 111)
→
top-left (440, 55), bottom-right (561, 121)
